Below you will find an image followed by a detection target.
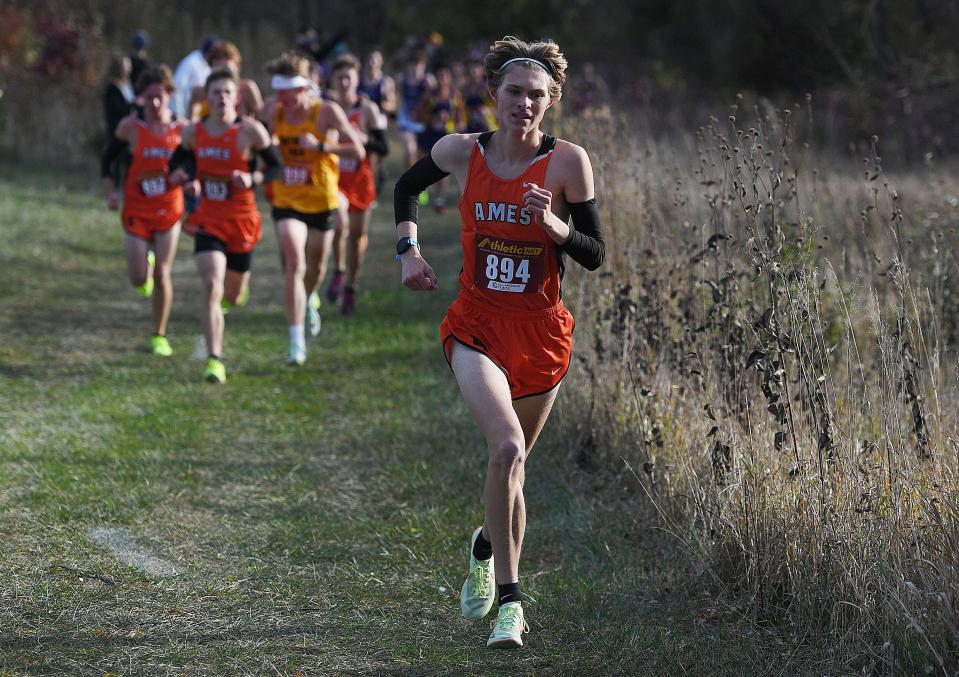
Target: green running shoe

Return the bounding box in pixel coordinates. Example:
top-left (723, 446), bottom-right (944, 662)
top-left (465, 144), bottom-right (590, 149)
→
top-left (307, 292), bottom-right (321, 337)
top-left (151, 335), bottom-right (173, 357)
top-left (460, 527), bottom-right (496, 620)
top-left (136, 251), bottom-right (156, 298)
top-left (487, 601), bottom-right (527, 649)
top-left (221, 285), bottom-right (250, 315)
top-left (203, 357), bottom-right (226, 384)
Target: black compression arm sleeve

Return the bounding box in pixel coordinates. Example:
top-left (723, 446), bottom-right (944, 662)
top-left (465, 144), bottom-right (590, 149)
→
top-left (100, 136), bottom-right (127, 178)
top-left (168, 144), bottom-right (196, 179)
top-left (365, 128), bottom-right (389, 156)
top-left (256, 145), bottom-right (283, 183)
top-left (562, 199), bottom-right (606, 271)
top-left (394, 153), bottom-right (449, 225)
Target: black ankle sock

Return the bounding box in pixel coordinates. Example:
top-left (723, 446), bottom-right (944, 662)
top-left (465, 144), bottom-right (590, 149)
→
top-left (472, 531), bottom-right (493, 561)
top-left (209, 353), bottom-right (221, 362)
top-left (498, 582), bottom-right (522, 606)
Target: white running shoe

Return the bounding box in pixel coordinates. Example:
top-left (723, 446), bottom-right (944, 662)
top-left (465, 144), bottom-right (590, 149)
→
top-left (287, 343), bottom-right (306, 366)
top-left (460, 527), bottom-right (496, 620)
top-left (487, 601), bottom-right (527, 648)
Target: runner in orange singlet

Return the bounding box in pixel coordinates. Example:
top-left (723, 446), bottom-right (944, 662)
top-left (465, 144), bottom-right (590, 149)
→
top-left (264, 51), bottom-right (364, 365)
top-left (328, 53), bottom-right (388, 315)
top-left (393, 36), bottom-right (605, 649)
top-left (169, 68), bottom-right (280, 383)
top-left (101, 64), bottom-right (183, 357)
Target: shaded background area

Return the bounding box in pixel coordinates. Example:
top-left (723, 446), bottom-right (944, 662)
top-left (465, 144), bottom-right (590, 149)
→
top-left (0, 0), bottom-right (957, 164)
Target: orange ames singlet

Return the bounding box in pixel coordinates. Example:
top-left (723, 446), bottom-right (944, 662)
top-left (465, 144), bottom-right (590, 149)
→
top-left (441, 132), bottom-right (574, 400)
top-left (122, 120), bottom-right (184, 229)
top-left (458, 132), bottom-right (561, 312)
top-left (187, 122), bottom-right (261, 253)
top-left (338, 105), bottom-right (376, 212)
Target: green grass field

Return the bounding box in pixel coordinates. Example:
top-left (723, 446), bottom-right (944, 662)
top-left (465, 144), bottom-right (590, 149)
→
top-left (0, 164), bottom-right (795, 675)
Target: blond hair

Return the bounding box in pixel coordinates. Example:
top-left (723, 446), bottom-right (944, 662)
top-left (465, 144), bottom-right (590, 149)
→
top-left (484, 36), bottom-right (567, 101)
top-left (264, 51), bottom-right (313, 79)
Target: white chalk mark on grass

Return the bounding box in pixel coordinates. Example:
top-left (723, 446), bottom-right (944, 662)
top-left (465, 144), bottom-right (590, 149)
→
top-left (86, 526), bottom-right (178, 577)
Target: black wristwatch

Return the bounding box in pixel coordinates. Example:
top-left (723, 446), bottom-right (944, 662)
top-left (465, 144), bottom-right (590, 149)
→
top-left (395, 237), bottom-right (419, 260)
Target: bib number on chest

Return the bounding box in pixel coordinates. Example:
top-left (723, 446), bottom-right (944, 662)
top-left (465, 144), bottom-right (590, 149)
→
top-left (339, 157), bottom-right (359, 173)
top-left (283, 165), bottom-right (312, 185)
top-left (473, 233), bottom-right (545, 293)
top-left (138, 173), bottom-right (168, 197)
top-left (201, 175), bottom-right (230, 201)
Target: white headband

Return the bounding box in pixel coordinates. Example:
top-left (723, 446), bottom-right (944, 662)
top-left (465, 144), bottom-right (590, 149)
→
top-left (271, 74), bottom-right (312, 90)
top-left (501, 57), bottom-right (550, 74)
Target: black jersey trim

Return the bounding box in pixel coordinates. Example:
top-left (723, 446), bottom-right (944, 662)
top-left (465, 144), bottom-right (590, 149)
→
top-left (476, 131), bottom-right (556, 162)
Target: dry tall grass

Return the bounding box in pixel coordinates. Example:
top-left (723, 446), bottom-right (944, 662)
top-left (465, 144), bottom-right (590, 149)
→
top-left (557, 101), bottom-right (959, 673)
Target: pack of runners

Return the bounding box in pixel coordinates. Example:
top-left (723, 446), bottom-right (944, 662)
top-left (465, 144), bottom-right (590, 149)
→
top-left (100, 33), bottom-right (605, 651)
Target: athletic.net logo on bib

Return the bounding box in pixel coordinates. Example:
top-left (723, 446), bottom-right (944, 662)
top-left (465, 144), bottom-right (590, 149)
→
top-left (474, 233), bottom-right (545, 293)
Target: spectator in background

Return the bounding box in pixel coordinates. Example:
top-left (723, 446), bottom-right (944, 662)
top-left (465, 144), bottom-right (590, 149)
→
top-left (415, 63), bottom-right (464, 212)
top-left (101, 53), bottom-right (134, 208)
top-left (129, 30), bottom-right (150, 93)
top-left (295, 27), bottom-right (349, 84)
top-left (396, 48), bottom-right (435, 169)
top-left (172, 35), bottom-right (218, 119)
top-left (462, 59), bottom-right (496, 133)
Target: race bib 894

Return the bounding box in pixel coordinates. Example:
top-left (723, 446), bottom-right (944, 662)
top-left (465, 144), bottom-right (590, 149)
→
top-left (473, 233), bottom-right (546, 293)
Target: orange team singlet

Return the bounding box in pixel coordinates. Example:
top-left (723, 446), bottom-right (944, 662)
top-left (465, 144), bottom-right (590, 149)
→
top-left (338, 104), bottom-right (376, 213)
top-left (271, 100), bottom-right (340, 214)
top-left (122, 119), bottom-right (184, 239)
top-left (440, 132), bottom-right (575, 400)
top-left (187, 122), bottom-right (261, 253)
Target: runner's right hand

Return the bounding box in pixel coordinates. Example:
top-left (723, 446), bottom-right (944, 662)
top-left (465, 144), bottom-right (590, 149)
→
top-left (400, 251), bottom-right (438, 291)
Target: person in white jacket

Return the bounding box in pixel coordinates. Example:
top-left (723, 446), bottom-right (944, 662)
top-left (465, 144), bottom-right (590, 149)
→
top-left (171, 36), bottom-right (217, 118)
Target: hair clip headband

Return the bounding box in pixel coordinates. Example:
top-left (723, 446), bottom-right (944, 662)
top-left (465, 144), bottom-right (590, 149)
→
top-left (500, 57), bottom-right (550, 74)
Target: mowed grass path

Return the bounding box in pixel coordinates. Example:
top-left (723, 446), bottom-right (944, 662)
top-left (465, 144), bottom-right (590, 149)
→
top-left (0, 164), bottom-right (785, 676)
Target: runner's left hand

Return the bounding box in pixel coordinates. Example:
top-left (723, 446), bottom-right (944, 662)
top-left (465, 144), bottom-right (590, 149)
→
top-left (232, 170), bottom-right (253, 190)
top-left (523, 182), bottom-right (553, 228)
